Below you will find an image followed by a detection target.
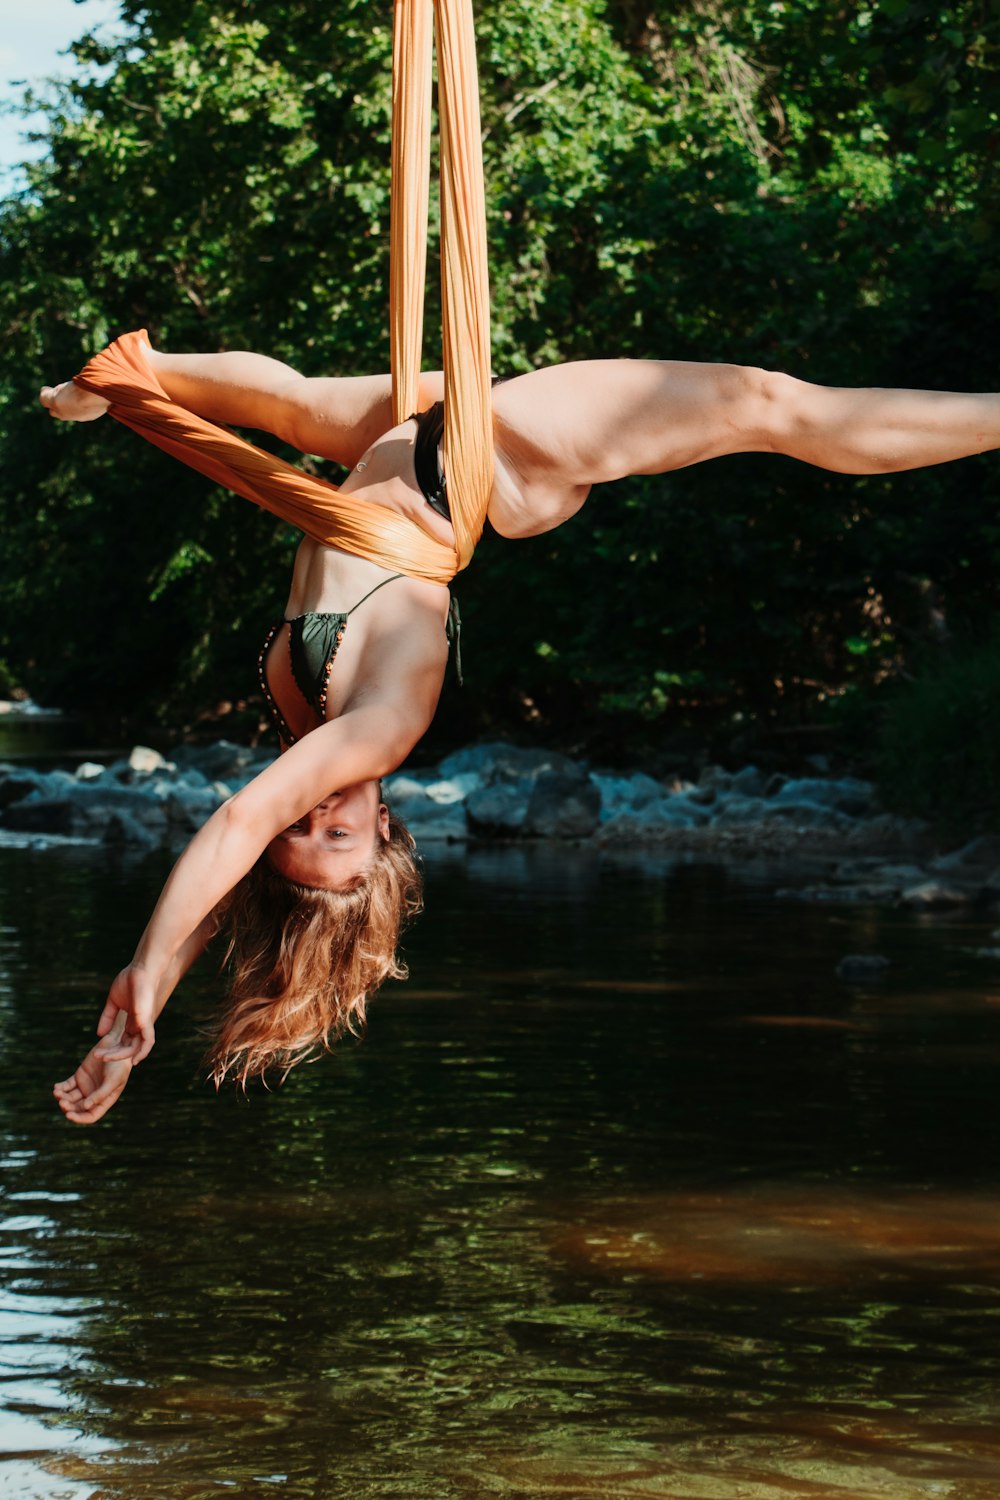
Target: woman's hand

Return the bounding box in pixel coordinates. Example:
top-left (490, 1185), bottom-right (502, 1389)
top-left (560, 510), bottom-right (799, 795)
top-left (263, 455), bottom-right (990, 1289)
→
top-left (53, 1044), bottom-right (134, 1125)
top-left (95, 964), bottom-right (158, 1063)
top-left (39, 381), bottom-right (109, 422)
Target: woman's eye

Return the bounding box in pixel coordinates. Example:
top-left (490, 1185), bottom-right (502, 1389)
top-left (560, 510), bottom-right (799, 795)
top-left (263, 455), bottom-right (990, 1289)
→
top-left (326, 829), bottom-right (348, 840)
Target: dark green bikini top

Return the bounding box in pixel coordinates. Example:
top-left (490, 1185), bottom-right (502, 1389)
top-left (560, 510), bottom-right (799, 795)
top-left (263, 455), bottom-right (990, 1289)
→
top-left (257, 574), bottom-right (403, 746)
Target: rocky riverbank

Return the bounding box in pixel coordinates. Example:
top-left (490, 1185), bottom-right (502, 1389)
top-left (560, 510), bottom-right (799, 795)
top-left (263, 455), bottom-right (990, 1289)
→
top-left (3, 737), bottom-right (999, 907)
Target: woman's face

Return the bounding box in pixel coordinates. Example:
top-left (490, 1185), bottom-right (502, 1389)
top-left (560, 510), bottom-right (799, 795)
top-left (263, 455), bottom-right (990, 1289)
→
top-left (265, 781), bottom-right (390, 889)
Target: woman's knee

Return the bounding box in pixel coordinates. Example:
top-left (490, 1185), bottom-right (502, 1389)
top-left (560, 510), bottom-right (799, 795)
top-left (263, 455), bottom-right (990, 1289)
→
top-left (728, 365), bottom-right (809, 449)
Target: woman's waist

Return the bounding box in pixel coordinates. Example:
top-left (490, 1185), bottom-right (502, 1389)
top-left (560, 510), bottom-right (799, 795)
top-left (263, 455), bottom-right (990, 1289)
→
top-left (284, 536), bottom-right (448, 617)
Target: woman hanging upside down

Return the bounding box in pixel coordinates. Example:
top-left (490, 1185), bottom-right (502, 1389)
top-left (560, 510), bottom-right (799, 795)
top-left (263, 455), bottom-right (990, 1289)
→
top-left (40, 332), bottom-right (1000, 1121)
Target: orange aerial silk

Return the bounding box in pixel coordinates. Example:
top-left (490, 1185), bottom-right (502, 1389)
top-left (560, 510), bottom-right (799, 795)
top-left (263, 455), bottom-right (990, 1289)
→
top-left (74, 330), bottom-right (459, 584)
top-left (74, 0), bottom-right (492, 584)
top-left (391, 0), bottom-right (494, 571)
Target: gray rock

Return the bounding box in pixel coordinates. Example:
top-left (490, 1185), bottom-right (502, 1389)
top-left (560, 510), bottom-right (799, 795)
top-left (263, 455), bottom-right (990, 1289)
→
top-left (836, 954), bottom-right (891, 982)
top-left (75, 761), bottom-right (106, 781)
top-left (645, 796), bottom-right (709, 828)
top-left (425, 773), bottom-right (480, 804)
top-left (384, 773), bottom-right (436, 802)
top-left (398, 801), bottom-right (468, 842)
top-left (593, 771), bottom-right (665, 820)
top-left (175, 765), bottom-right (211, 789)
top-left (711, 795), bottom-right (772, 825)
top-left (3, 783), bottom-right (170, 837)
top-left (772, 776), bottom-right (876, 817)
top-left (766, 801), bottom-right (856, 833)
top-left (932, 835), bottom-right (1000, 872)
top-left (0, 766), bottom-right (50, 809)
top-left (466, 783), bottom-right (529, 837)
top-left (729, 766), bottom-right (766, 797)
top-left (697, 765), bottom-right (733, 792)
top-left (386, 784), bottom-right (436, 829)
top-left (164, 785), bottom-right (226, 833)
top-left (128, 744), bottom-right (173, 776)
top-left (439, 741), bottom-right (579, 784)
top-left (899, 880), bottom-right (973, 908)
top-left (102, 810), bottom-right (162, 850)
top-left (2, 796), bottom-right (79, 835)
top-left (172, 739), bottom-right (257, 782)
top-left (524, 772), bottom-right (601, 839)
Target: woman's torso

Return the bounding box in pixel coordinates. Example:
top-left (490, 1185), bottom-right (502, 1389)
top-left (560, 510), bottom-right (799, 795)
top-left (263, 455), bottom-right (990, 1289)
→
top-left (260, 414), bottom-right (458, 746)
top-left (257, 386), bottom-right (556, 747)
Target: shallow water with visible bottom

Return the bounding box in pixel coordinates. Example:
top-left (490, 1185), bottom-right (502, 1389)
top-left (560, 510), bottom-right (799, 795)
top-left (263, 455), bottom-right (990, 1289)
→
top-left (3, 838), bottom-right (1000, 1499)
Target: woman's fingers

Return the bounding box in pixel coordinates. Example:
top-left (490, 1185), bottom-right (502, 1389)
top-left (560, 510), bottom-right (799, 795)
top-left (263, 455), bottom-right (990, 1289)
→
top-left (98, 1023), bottom-right (154, 1064)
top-left (95, 998), bottom-right (121, 1037)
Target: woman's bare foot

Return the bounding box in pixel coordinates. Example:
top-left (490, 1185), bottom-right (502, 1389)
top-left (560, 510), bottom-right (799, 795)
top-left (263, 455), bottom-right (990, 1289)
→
top-left (39, 380), bottom-right (109, 422)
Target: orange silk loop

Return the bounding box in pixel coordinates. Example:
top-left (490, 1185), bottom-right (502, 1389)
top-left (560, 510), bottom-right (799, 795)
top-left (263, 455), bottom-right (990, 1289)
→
top-left (434, 0), bottom-right (494, 572)
top-left (391, 0), bottom-right (494, 573)
top-left (74, 331), bottom-right (460, 586)
top-left (390, 0), bottom-right (433, 428)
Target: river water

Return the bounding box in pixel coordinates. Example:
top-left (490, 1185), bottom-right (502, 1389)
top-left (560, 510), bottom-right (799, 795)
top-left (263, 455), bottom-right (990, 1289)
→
top-left (3, 837), bottom-right (1000, 1498)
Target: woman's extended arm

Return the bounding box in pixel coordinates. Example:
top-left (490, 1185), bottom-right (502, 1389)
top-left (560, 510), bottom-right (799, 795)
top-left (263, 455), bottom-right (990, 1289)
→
top-left (95, 698), bottom-right (429, 1064)
top-left (53, 915), bottom-right (217, 1125)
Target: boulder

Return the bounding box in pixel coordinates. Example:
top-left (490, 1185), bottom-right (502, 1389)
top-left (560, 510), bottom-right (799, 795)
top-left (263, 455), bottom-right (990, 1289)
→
top-left (898, 880), bottom-right (973, 908)
top-left (0, 765), bottom-right (51, 810)
top-left (466, 783), bottom-right (529, 838)
top-left (711, 795), bottom-right (772, 825)
top-left (697, 765), bottom-right (733, 793)
top-left (75, 762), bottom-right (107, 782)
top-left (645, 796), bottom-right (709, 828)
top-left (399, 801), bottom-right (468, 842)
top-left (524, 772), bottom-right (601, 839)
top-left (172, 739), bottom-right (257, 782)
top-left (438, 741), bottom-right (580, 784)
top-left (765, 801), bottom-right (856, 833)
top-left (729, 765), bottom-right (767, 797)
top-left (163, 785), bottom-right (227, 834)
top-left (932, 835), bottom-right (1000, 872)
top-left (128, 744), bottom-right (174, 777)
top-left (592, 771), bottom-right (665, 820)
top-left (772, 776), bottom-right (876, 816)
top-left (3, 783), bottom-right (170, 837)
top-left (425, 773), bottom-right (481, 804)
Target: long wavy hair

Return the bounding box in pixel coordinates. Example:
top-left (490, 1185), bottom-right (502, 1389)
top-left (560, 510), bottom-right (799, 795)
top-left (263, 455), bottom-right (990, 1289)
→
top-left (206, 811), bottom-right (422, 1087)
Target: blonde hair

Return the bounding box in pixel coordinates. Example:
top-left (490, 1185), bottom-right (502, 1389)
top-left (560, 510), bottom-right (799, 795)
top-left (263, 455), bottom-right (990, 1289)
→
top-left (207, 812), bottom-right (422, 1088)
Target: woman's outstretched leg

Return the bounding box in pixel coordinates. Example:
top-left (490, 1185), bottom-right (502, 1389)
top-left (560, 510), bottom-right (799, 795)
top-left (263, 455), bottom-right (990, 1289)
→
top-left (490, 358), bottom-right (1000, 536)
top-left (741, 369), bottom-right (1000, 475)
top-left (43, 342), bottom-right (446, 466)
top-left (140, 346), bottom-right (395, 467)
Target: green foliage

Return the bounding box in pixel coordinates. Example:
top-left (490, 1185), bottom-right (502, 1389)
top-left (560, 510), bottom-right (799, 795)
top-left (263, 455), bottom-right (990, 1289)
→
top-left (0, 0), bottom-right (998, 772)
top-left (876, 633), bottom-right (1000, 832)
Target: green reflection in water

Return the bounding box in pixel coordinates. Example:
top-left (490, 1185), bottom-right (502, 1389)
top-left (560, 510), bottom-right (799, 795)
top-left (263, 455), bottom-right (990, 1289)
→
top-left (2, 843), bottom-right (1000, 1496)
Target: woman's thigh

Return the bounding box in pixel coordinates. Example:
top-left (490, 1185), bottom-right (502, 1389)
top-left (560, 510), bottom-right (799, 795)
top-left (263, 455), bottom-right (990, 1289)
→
top-left (493, 358), bottom-right (770, 496)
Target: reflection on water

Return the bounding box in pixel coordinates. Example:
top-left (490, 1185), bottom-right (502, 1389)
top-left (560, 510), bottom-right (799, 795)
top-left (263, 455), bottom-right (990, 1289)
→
top-left (3, 841), bottom-right (1000, 1496)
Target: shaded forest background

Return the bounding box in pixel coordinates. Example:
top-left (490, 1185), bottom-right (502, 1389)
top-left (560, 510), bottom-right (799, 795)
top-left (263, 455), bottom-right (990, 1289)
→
top-left (1, 0), bottom-right (998, 817)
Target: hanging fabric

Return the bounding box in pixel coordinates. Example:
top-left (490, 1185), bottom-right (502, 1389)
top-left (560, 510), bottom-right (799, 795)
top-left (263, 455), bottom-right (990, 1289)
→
top-left (391, 0), bottom-right (494, 572)
top-left (72, 2), bottom-right (493, 581)
top-left (74, 331), bottom-right (459, 585)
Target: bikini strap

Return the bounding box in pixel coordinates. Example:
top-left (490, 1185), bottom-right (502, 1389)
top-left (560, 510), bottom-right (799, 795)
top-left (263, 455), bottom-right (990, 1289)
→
top-left (447, 595), bottom-right (463, 687)
top-left (344, 573), bottom-right (404, 616)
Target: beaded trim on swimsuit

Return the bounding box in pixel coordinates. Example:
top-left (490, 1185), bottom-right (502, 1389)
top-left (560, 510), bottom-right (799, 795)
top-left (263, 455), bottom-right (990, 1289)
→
top-left (257, 576), bottom-right (402, 746)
